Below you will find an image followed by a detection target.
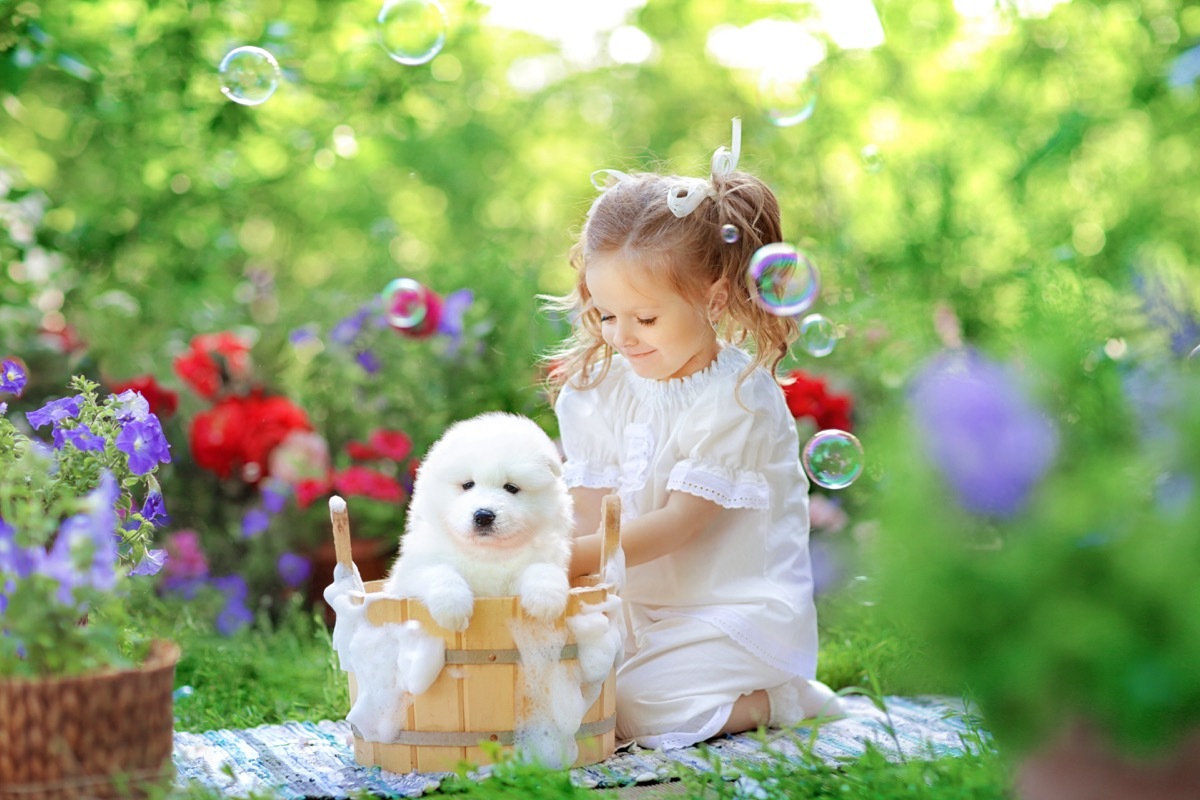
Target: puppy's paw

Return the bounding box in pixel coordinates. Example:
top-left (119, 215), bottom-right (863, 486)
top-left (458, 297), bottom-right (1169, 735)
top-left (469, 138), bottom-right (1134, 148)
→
top-left (517, 562), bottom-right (570, 622)
top-left (424, 585), bottom-right (475, 632)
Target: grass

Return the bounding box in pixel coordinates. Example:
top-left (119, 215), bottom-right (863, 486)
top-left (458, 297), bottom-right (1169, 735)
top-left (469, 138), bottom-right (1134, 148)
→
top-left (141, 584), bottom-right (1015, 799)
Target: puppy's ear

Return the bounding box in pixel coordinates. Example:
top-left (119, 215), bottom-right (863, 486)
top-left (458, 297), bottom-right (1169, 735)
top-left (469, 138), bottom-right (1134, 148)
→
top-left (546, 454), bottom-right (564, 479)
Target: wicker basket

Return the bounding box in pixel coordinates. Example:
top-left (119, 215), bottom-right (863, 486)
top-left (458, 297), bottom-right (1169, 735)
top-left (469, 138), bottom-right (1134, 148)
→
top-left (0, 640), bottom-right (180, 800)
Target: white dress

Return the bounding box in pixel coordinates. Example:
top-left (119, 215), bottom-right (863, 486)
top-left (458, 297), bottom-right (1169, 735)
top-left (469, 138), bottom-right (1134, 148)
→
top-left (555, 345), bottom-right (818, 749)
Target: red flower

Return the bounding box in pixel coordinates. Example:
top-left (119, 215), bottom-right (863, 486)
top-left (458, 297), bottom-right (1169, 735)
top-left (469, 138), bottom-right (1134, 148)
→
top-left (367, 429), bottom-right (412, 461)
top-left (782, 370), bottom-right (854, 432)
top-left (333, 466), bottom-right (406, 503)
top-left (174, 332), bottom-right (252, 399)
top-left (110, 374), bottom-right (179, 419)
top-left (345, 440), bottom-right (382, 461)
top-left (295, 477), bottom-right (333, 509)
top-left (189, 391), bottom-right (311, 482)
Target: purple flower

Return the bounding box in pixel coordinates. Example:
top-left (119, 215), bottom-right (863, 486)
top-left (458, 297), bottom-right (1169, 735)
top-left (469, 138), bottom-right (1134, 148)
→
top-left (289, 325), bottom-right (319, 345)
top-left (908, 349), bottom-right (1058, 518)
top-left (277, 552), bottom-right (312, 589)
top-left (241, 507), bottom-right (270, 538)
top-left (139, 491), bottom-right (170, 526)
top-left (26, 395), bottom-right (82, 430)
top-left (43, 473), bottom-right (120, 603)
top-left (355, 349), bottom-right (381, 374)
top-left (0, 519), bottom-right (41, 579)
top-left (260, 479), bottom-right (290, 514)
top-left (1134, 270), bottom-right (1200, 358)
top-left (52, 423), bottom-right (107, 452)
top-left (111, 390), bottom-right (151, 423)
top-left (1, 402), bottom-right (7, 416)
top-left (115, 416), bottom-right (172, 475)
top-left (130, 548), bottom-right (168, 576)
top-left (1, 360), bottom-right (26, 395)
top-left (437, 289), bottom-right (474, 353)
top-left (212, 574), bottom-right (253, 635)
top-left (331, 306), bottom-right (374, 346)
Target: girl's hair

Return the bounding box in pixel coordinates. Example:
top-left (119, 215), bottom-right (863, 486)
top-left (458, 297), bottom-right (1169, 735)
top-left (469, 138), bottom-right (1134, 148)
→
top-left (543, 169), bottom-right (799, 400)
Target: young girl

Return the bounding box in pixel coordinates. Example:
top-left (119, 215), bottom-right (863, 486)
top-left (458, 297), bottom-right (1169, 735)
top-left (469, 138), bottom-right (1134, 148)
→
top-left (547, 121), bottom-right (843, 749)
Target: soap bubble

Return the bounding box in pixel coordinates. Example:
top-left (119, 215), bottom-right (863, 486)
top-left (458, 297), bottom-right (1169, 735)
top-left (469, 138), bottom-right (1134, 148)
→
top-left (799, 314), bottom-right (837, 357)
top-left (1189, 344), bottom-right (1200, 362)
top-left (746, 243), bottom-right (820, 317)
top-left (720, 224), bottom-right (740, 244)
top-left (219, 46), bottom-right (281, 106)
top-left (802, 430), bottom-right (864, 490)
top-left (383, 277), bottom-right (429, 330)
top-left (378, 0), bottom-right (448, 66)
top-left (860, 144), bottom-right (884, 173)
top-left (759, 66), bottom-right (818, 127)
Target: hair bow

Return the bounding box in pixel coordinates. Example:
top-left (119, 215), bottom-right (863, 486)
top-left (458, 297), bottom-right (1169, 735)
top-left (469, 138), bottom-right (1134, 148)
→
top-left (666, 117), bottom-right (742, 218)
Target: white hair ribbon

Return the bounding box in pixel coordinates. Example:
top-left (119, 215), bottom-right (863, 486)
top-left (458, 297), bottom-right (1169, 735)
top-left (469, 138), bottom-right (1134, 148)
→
top-left (666, 117), bottom-right (742, 218)
top-left (590, 169), bottom-right (631, 191)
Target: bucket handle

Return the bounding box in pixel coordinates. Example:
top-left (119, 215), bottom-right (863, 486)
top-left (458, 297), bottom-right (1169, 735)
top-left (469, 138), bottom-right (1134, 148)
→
top-left (329, 495), bottom-right (355, 572)
top-left (599, 493), bottom-right (621, 580)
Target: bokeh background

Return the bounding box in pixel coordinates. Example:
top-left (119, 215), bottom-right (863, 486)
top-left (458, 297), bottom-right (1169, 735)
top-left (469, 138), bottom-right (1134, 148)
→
top-left (2, 0), bottom-right (1197, 663)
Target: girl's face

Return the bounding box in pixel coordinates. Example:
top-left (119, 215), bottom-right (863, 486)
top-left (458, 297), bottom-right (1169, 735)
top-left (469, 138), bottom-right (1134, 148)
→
top-left (586, 252), bottom-right (720, 382)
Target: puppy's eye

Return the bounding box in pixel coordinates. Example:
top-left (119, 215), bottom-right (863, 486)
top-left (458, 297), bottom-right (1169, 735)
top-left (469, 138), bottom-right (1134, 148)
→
top-left (461, 481), bottom-right (475, 490)
top-left (503, 483), bottom-right (520, 495)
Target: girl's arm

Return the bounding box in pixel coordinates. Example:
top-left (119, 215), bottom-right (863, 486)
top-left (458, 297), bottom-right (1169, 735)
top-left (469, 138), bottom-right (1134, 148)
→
top-left (569, 486), bottom-right (610, 542)
top-left (568, 490), bottom-right (723, 578)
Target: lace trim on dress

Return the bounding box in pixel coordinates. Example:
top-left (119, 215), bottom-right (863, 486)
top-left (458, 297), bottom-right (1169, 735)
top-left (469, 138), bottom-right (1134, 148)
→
top-left (630, 704), bottom-right (731, 751)
top-left (651, 607), bottom-right (815, 677)
top-left (666, 460), bottom-right (770, 510)
top-left (563, 461), bottom-right (620, 491)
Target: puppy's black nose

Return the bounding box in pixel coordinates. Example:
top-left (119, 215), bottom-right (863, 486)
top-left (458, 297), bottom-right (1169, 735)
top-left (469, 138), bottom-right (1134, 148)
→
top-left (473, 508), bottom-right (496, 528)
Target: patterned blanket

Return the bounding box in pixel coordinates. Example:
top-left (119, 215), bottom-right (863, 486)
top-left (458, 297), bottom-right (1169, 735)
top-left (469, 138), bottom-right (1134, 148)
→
top-left (172, 695), bottom-right (983, 799)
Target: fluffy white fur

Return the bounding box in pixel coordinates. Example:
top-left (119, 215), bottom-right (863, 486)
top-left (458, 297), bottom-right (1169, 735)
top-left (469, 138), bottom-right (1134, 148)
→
top-left (383, 412), bottom-right (574, 631)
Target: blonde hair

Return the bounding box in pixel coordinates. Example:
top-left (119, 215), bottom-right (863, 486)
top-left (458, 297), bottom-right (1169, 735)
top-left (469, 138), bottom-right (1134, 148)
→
top-left (543, 169), bottom-right (799, 401)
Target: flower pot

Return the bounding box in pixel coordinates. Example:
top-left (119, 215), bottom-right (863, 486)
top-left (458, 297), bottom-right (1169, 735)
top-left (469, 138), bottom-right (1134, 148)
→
top-left (1016, 720), bottom-right (1200, 800)
top-left (0, 640), bottom-right (180, 800)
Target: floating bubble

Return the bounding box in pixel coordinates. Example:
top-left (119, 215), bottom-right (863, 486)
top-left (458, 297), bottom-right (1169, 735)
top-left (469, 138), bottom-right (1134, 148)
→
top-left (802, 429), bottom-right (864, 490)
top-left (759, 66), bottom-right (818, 128)
top-left (218, 46), bottom-right (281, 106)
top-left (860, 144), bottom-right (884, 173)
top-left (378, 0), bottom-right (448, 66)
top-left (383, 277), bottom-right (430, 330)
top-left (1189, 343), bottom-right (1200, 362)
top-left (720, 224), bottom-right (740, 244)
top-left (799, 314), bottom-right (837, 357)
top-left (746, 243), bottom-right (820, 316)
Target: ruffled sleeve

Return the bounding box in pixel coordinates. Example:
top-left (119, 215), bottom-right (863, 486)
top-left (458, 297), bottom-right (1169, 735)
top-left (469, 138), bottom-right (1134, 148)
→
top-left (666, 379), bottom-right (780, 510)
top-left (555, 381), bottom-right (621, 491)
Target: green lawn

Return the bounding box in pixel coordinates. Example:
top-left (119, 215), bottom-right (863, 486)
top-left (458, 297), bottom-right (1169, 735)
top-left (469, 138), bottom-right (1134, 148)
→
top-left (137, 586), bottom-right (1014, 799)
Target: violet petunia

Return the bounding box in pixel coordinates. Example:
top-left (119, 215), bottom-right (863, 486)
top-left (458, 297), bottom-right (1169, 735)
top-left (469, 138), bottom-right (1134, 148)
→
top-left (139, 491), bottom-right (170, 527)
top-left (115, 416), bottom-right (172, 475)
top-left (908, 349), bottom-right (1058, 518)
top-left (276, 551), bottom-right (312, 589)
top-left (260, 479), bottom-right (290, 514)
top-left (111, 389), bottom-right (151, 423)
top-left (437, 289), bottom-right (474, 354)
top-left (130, 549), bottom-right (168, 577)
top-left (241, 508), bottom-right (270, 539)
top-left (43, 473), bottom-right (120, 603)
top-left (355, 349), bottom-right (381, 374)
top-left (25, 395), bottom-right (82, 430)
top-left (53, 423), bottom-right (107, 453)
top-left (331, 306), bottom-right (373, 347)
top-left (1, 359), bottom-right (26, 395)
top-left (212, 574), bottom-right (253, 636)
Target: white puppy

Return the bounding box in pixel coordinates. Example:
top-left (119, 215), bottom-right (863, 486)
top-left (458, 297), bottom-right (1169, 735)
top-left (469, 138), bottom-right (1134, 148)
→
top-left (383, 412), bottom-right (573, 631)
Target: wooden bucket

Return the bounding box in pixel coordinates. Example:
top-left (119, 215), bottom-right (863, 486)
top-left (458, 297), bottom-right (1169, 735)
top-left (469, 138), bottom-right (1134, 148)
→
top-left (331, 495), bottom-right (622, 773)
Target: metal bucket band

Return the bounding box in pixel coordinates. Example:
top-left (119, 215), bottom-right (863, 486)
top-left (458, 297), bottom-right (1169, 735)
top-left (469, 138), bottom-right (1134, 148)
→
top-left (384, 714), bottom-right (616, 748)
top-left (443, 643), bottom-right (579, 665)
